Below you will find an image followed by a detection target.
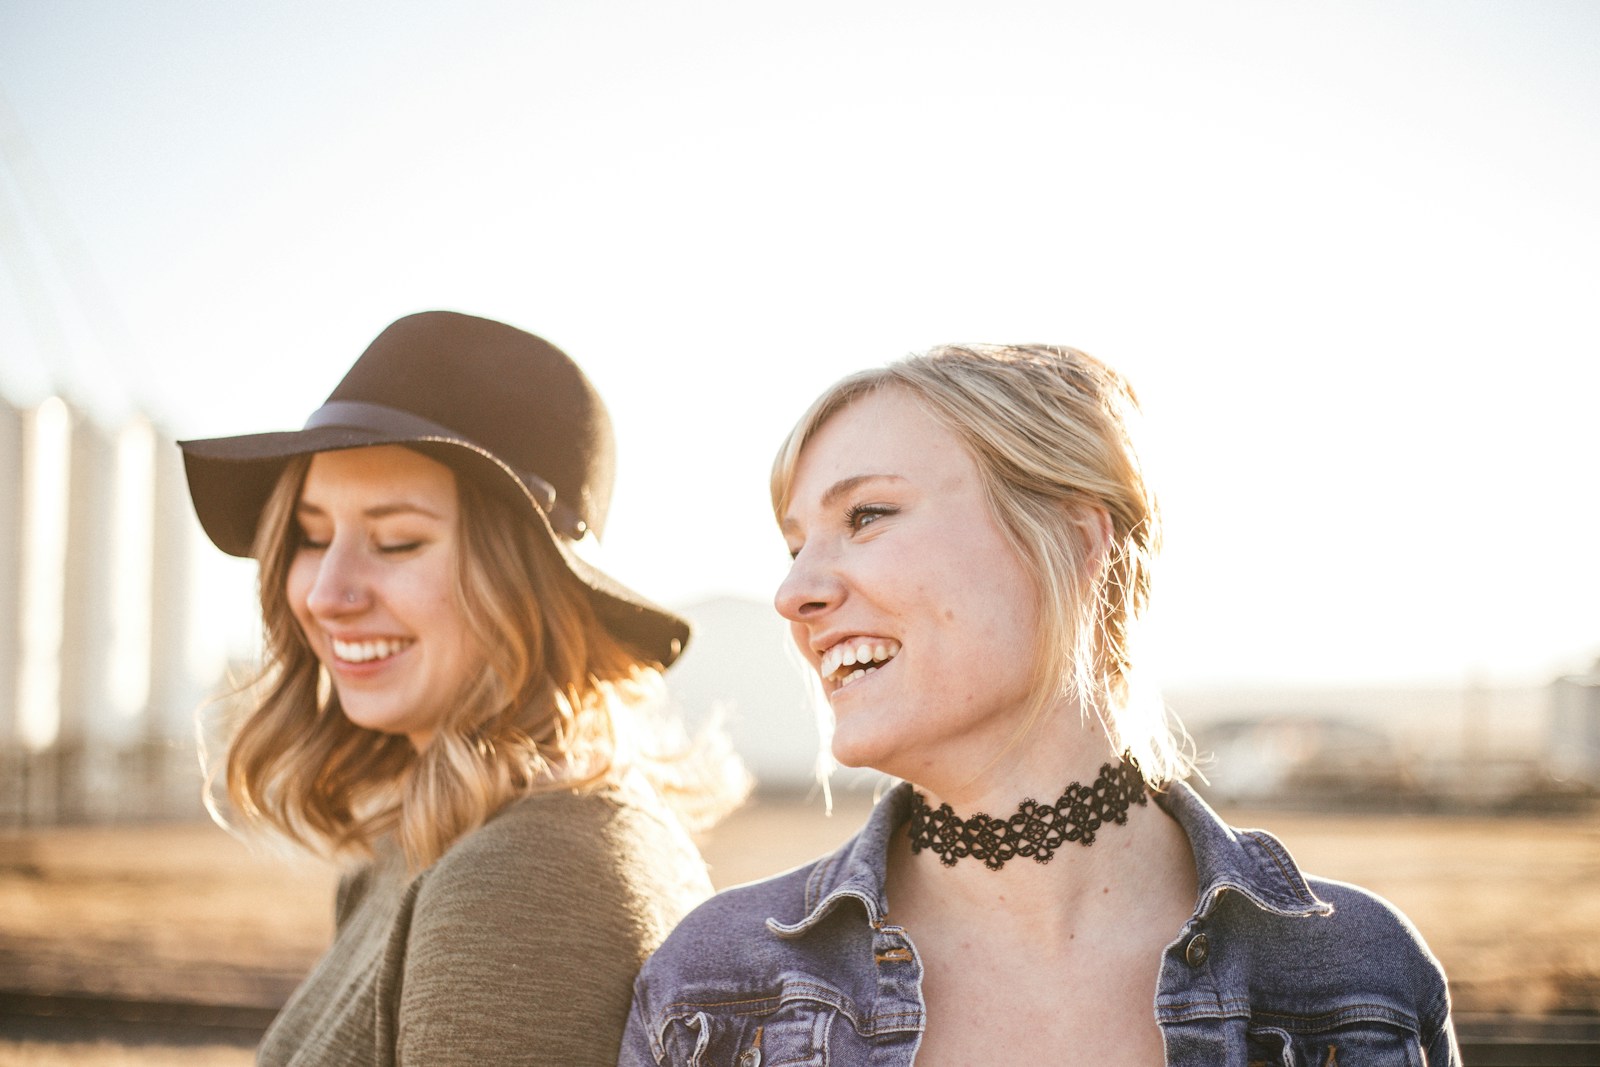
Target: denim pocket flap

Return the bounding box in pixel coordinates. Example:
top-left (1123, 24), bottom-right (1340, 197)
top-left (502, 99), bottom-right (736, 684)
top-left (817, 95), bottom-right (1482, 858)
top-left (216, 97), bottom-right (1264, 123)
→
top-left (662, 991), bottom-right (840, 1067)
top-left (1246, 1020), bottom-right (1425, 1067)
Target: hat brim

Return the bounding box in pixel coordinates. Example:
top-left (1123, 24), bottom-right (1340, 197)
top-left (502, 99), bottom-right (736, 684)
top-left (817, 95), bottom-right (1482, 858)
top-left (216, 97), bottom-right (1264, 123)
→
top-left (179, 427), bottom-right (690, 667)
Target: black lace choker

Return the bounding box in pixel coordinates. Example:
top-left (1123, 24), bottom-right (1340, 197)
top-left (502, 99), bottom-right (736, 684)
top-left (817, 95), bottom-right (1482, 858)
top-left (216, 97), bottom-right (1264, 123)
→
top-left (907, 756), bottom-right (1148, 871)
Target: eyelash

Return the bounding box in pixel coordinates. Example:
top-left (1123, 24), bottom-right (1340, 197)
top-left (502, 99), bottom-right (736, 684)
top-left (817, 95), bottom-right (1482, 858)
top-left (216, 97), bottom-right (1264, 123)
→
top-left (787, 503), bottom-right (899, 560)
top-left (293, 534), bottom-right (423, 554)
top-left (844, 503), bottom-right (897, 531)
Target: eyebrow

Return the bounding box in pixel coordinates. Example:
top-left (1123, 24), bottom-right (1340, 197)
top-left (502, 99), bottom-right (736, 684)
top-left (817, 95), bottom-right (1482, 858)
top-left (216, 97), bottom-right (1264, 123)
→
top-left (295, 500), bottom-right (448, 521)
top-left (780, 473), bottom-right (906, 534)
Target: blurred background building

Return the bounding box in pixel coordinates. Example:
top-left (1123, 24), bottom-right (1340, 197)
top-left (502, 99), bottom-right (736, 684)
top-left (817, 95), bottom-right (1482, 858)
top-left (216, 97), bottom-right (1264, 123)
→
top-left (1550, 659), bottom-right (1600, 784)
top-left (1, 395), bottom-right (211, 824)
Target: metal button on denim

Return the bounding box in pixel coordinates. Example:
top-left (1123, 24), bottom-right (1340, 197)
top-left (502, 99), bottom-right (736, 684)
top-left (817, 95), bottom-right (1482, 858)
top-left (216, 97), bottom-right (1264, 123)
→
top-left (738, 1049), bottom-right (762, 1067)
top-left (1184, 932), bottom-right (1210, 967)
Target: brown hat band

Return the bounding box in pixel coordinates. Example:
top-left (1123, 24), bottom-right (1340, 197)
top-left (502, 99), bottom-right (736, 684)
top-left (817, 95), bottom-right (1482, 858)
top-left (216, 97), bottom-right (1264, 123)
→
top-left (303, 400), bottom-right (586, 538)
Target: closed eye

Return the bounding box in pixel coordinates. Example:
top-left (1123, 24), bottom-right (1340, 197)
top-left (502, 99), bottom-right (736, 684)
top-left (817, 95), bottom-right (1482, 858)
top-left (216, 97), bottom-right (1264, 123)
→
top-left (378, 541), bottom-right (425, 555)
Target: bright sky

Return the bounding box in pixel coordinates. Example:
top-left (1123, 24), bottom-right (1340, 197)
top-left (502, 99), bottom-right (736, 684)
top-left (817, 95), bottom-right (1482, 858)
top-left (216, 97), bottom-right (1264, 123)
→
top-left (1, 0), bottom-right (1596, 690)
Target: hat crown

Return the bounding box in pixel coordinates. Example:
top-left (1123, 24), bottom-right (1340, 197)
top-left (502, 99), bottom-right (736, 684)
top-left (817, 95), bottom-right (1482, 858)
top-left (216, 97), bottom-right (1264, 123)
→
top-left (331, 311), bottom-right (614, 537)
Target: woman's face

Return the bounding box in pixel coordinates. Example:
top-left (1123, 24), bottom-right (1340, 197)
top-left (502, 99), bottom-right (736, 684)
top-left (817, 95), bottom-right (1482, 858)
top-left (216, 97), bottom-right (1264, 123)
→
top-left (775, 389), bottom-right (1043, 786)
top-left (286, 445), bottom-right (481, 749)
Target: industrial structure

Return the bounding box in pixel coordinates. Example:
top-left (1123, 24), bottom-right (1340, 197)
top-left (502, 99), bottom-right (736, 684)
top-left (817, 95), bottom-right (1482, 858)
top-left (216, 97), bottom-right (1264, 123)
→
top-left (1550, 658), bottom-right (1600, 783)
top-left (0, 396), bottom-right (214, 825)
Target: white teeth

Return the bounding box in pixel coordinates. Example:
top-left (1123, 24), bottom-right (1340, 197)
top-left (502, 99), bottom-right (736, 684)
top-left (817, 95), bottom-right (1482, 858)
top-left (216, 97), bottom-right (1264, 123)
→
top-left (835, 665), bottom-right (882, 691)
top-left (331, 637), bottom-right (412, 663)
top-left (818, 638), bottom-right (901, 685)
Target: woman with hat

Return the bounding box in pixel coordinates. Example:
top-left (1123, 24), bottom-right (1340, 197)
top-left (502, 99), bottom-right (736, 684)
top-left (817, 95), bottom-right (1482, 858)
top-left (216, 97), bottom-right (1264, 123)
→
top-left (181, 311), bottom-right (742, 1066)
top-left (622, 344), bottom-right (1458, 1065)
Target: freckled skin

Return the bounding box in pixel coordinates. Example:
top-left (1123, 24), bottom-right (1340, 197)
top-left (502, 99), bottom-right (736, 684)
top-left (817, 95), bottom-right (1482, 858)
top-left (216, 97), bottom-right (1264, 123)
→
top-left (776, 390), bottom-right (1044, 791)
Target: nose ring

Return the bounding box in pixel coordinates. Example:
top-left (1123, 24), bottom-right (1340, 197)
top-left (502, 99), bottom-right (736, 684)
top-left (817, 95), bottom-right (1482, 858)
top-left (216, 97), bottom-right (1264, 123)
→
top-left (344, 590), bottom-right (358, 604)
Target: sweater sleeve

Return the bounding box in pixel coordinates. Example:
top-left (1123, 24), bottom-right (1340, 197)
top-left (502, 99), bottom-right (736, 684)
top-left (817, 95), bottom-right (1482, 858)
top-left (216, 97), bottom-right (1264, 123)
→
top-left (393, 794), bottom-right (696, 1067)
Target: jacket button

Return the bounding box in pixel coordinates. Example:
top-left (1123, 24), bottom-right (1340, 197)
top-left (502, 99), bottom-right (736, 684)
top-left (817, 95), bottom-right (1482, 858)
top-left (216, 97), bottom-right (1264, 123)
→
top-left (738, 1050), bottom-right (762, 1067)
top-left (1184, 932), bottom-right (1210, 968)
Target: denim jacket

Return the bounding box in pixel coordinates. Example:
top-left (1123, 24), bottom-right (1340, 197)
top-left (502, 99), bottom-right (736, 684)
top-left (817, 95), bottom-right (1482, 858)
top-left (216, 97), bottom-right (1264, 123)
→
top-left (622, 781), bottom-right (1459, 1066)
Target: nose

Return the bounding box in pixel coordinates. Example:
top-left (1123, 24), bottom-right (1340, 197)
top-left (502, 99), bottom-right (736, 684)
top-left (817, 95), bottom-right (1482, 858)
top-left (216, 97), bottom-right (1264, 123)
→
top-left (774, 543), bottom-right (841, 625)
top-left (301, 541), bottom-right (370, 618)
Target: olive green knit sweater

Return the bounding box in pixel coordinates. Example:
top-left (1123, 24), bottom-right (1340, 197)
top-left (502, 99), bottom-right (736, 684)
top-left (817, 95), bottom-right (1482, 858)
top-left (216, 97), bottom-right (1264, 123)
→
top-left (257, 786), bottom-right (712, 1066)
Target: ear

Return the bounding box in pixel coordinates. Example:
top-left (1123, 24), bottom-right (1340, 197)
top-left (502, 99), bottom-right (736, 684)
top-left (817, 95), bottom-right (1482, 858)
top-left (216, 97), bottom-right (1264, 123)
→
top-left (1070, 503), bottom-right (1114, 574)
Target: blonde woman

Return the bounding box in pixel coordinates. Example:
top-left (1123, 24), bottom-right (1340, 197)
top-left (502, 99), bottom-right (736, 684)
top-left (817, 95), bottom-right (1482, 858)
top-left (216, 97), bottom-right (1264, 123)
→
top-left (622, 345), bottom-right (1457, 1066)
top-left (182, 311), bottom-right (739, 1066)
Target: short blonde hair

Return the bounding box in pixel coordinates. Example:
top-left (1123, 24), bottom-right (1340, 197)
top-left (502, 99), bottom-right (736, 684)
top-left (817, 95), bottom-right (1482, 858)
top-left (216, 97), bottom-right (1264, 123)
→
top-left (218, 453), bottom-right (742, 868)
top-left (772, 344), bottom-right (1191, 787)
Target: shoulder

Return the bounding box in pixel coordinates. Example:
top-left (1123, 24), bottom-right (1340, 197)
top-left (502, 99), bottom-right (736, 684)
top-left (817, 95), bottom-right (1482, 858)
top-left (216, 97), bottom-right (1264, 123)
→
top-left (437, 787), bottom-right (698, 877)
top-left (627, 859), bottom-right (839, 1065)
top-left (1303, 873), bottom-right (1448, 979)
top-left (390, 789), bottom-right (711, 1064)
top-left (417, 786), bottom-right (711, 936)
top-left (634, 856), bottom-right (831, 1000)
top-left (620, 806), bottom-right (917, 1067)
top-left (672, 860), bottom-right (819, 941)
top-left (1163, 787), bottom-right (1451, 1023)
top-left (1207, 860), bottom-right (1452, 1024)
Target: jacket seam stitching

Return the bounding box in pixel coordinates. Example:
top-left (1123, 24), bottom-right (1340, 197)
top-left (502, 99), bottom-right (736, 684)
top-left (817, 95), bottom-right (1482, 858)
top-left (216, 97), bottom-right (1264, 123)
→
top-left (1241, 830), bottom-right (1317, 906)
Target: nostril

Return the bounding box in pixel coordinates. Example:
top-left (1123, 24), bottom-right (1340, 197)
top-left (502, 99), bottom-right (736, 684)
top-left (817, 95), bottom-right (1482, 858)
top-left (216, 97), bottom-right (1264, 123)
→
top-left (774, 559), bottom-right (839, 622)
top-left (308, 576), bottom-right (362, 612)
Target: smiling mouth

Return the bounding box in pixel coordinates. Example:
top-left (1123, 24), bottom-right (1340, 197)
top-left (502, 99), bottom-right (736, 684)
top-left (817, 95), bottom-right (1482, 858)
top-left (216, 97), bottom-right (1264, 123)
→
top-left (330, 637), bottom-right (413, 664)
top-left (819, 638), bottom-right (901, 691)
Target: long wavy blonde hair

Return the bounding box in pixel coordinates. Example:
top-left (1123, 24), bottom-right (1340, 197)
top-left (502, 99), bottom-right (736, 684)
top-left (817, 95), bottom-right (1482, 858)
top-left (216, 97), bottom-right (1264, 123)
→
top-left (772, 344), bottom-right (1193, 788)
top-left (215, 451), bottom-right (742, 868)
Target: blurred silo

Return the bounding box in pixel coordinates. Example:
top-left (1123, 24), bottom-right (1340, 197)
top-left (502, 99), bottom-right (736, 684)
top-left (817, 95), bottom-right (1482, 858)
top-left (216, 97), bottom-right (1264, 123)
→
top-left (0, 399), bottom-right (23, 819)
top-left (11, 398), bottom-right (73, 823)
top-left (146, 426), bottom-right (207, 814)
top-left (56, 405), bottom-right (121, 820)
top-left (1549, 658), bottom-right (1600, 784)
top-left (0, 396), bottom-right (220, 826)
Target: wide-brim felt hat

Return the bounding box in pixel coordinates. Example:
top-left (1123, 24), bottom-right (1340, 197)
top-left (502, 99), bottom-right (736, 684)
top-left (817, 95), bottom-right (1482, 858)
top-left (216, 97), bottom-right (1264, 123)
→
top-left (179, 310), bottom-right (690, 667)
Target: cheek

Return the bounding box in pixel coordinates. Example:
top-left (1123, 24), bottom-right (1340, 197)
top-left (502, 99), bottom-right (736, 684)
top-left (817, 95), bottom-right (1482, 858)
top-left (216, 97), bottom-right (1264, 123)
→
top-left (426, 569), bottom-right (479, 674)
top-left (284, 559), bottom-right (315, 625)
top-left (404, 554), bottom-right (462, 615)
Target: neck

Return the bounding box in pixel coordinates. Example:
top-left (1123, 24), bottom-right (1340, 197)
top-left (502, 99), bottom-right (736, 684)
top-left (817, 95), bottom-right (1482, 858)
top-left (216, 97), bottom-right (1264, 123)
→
top-left (903, 700), bottom-right (1122, 807)
top-left (907, 754), bottom-right (1146, 871)
top-left (891, 796), bottom-right (1150, 927)
top-left (885, 781), bottom-right (1192, 946)
top-left (881, 711), bottom-right (1193, 940)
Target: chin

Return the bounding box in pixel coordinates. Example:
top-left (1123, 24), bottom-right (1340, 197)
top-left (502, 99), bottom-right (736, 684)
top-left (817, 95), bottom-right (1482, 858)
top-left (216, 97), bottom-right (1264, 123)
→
top-left (339, 705), bottom-right (410, 739)
top-left (829, 729), bottom-right (899, 776)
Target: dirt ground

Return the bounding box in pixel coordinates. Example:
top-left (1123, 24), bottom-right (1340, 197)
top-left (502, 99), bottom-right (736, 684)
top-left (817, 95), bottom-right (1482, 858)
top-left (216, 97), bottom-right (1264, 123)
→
top-left (2, 791), bottom-right (1597, 1065)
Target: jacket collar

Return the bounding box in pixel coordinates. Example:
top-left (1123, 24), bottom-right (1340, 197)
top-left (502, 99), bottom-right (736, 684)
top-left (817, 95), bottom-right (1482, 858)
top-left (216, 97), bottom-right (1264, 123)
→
top-left (1157, 779), bottom-right (1333, 920)
top-left (769, 778), bottom-right (1330, 938)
